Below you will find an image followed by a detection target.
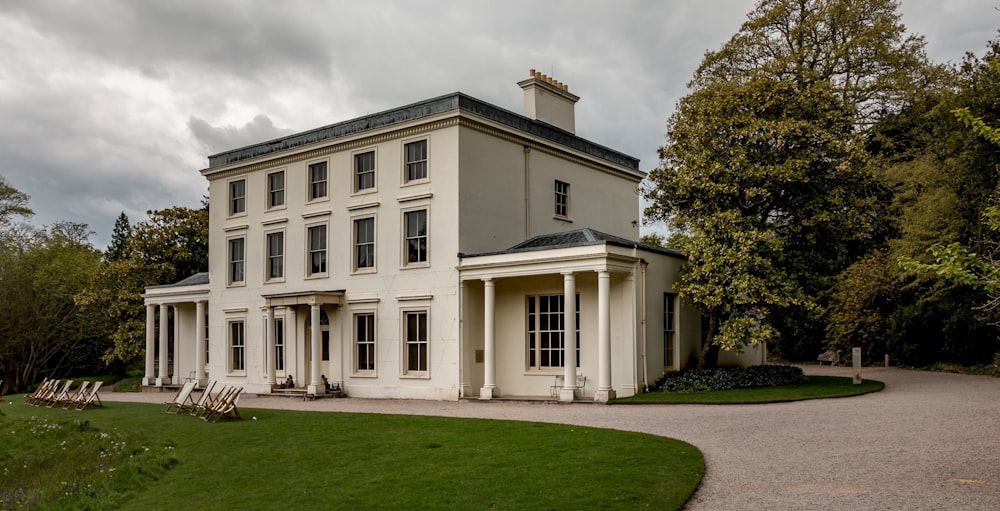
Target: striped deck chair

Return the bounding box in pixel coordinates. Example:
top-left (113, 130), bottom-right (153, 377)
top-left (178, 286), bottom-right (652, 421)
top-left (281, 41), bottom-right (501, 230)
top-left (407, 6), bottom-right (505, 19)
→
top-left (195, 384), bottom-right (233, 419)
top-left (164, 381), bottom-right (197, 414)
top-left (204, 386), bottom-right (243, 423)
top-left (189, 380), bottom-right (217, 417)
top-left (74, 381), bottom-right (104, 410)
top-left (61, 381), bottom-right (91, 409)
top-left (24, 378), bottom-right (52, 404)
top-left (38, 380), bottom-right (72, 407)
top-left (50, 381), bottom-right (88, 408)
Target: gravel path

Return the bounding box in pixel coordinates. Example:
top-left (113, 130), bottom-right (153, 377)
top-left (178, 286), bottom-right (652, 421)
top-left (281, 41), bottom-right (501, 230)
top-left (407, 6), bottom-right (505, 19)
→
top-left (102, 366), bottom-right (1000, 510)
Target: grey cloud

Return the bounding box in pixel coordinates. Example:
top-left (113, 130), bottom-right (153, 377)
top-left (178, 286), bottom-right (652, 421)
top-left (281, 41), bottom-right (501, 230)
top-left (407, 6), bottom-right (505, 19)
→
top-left (188, 114), bottom-right (297, 155)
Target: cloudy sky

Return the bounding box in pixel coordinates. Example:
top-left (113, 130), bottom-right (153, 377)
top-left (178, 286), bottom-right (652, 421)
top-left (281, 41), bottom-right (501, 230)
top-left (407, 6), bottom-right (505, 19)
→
top-left (1, 1), bottom-right (997, 248)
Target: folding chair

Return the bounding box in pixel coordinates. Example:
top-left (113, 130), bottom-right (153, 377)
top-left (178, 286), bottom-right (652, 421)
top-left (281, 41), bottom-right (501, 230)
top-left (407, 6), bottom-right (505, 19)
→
top-left (24, 378), bottom-right (52, 405)
top-left (74, 381), bottom-right (104, 410)
top-left (189, 380), bottom-right (217, 417)
top-left (38, 380), bottom-right (72, 407)
top-left (164, 381), bottom-right (197, 414)
top-left (204, 386), bottom-right (243, 423)
top-left (61, 381), bottom-right (91, 409)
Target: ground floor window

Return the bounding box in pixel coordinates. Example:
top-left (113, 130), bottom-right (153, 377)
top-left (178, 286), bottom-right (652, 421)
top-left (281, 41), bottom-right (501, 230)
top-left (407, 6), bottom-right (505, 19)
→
top-left (664, 292), bottom-right (676, 367)
top-left (274, 318), bottom-right (285, 372)
top-left (229, 320), bottom-right (245, 372)
top-left (526, 294), bottom-right (580, 370)
top-left (355, 312), bottom-right (375, 373)
top-left (403, 310), bottom-right (428, 374)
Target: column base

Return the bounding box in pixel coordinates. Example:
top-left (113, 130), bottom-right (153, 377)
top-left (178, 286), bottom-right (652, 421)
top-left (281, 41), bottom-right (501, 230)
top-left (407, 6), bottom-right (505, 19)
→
top-left (142, 377), bottom-right (155, 386)
top-left (559, 387), bottom-right (578, 403)
top-left (593, 389), bottom-right (617, 403)
top-left (479, 386), bottom-right (499, 400)
top-left (307, 384), bottom-right (326, 396)
top-left (155, 377), bottom-right (168, 386)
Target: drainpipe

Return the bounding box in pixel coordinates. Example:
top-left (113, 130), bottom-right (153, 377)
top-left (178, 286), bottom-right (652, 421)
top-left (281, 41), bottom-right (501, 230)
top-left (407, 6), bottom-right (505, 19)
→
top-left (523, 146), bottom-right (531, 238)
top-left (640, 260), bottom-right (649, 391)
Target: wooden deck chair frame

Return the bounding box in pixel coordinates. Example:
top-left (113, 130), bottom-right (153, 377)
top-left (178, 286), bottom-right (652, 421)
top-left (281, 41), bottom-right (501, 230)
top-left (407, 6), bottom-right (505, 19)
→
top-left (204, 386), bottom-right (243, 423)
top-left (74, 381), bottom-right (103, 410)
top-left (56, 381), bottom-right (90, 409)
top-left (164, 381), bottom-right (197, 414)
top-left (24, 378), bottom-right (52, 405)
top-left (189, 380), bottom-right (217, 416)
top-left (196, 385), bottom-right (232, 419)
top-left (39, 380), bottom-right (73, 407)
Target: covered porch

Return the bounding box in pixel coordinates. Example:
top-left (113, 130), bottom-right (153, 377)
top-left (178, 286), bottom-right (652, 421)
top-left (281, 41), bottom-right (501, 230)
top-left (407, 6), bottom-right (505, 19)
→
top-left (142, 273), bottom-right (210, 388)
top-left (261, 291), bottom-right (344, 396)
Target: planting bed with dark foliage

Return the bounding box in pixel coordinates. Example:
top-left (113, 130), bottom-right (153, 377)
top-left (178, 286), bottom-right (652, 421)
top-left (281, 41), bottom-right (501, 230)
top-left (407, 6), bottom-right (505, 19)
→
top-left (653, 365), bottom-right (808, 392)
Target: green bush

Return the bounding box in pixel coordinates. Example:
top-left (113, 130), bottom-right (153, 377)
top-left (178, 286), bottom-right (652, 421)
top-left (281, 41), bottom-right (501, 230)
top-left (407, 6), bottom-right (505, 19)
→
top-left (653, 365), bottom-right (807, 392)
top-left (112, 376), bottom-right (143, 393)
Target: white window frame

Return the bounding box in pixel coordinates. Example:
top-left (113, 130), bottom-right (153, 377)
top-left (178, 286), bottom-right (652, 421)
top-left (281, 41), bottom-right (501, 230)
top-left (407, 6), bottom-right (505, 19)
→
top-left (308, 160), bottom-right (329, 202)
top-left (228, 319), bottom-right (246, 374)
top-left (401, 308), bottom-right (429, 377)
top-left (228, 236), bottom-right (246, 286)
top-left (554, 180), bottom-right (569, 218)
top-left (265, 230), bottom-right (285, 282)
top-left (353, 149), bottom-right (377, 193)
top-left (274, 316), bottom-right (285, 373)
top-left (402, 207), bottom-right (429, 268)
top-left (229, 178), bottom-right (247, 216)
top-left (526, 293), bottom-right (580, 371)
top-left (353, 311), bottom-right (377, 376)
top-left (664, 292), bottom-right (677, 368)
top-left (352, 215), bottom-right (376, 273)
top-left (267, 170), bottom-right (285, 209)
top-left (403, 138), bottom-right (429, 184)
top-left (306, 222), bottom-right (328, 278)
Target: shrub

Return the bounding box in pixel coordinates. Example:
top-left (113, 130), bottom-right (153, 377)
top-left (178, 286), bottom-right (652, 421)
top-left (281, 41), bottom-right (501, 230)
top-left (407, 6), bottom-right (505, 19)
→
top-left (652, 365), bottom-right (807, 393)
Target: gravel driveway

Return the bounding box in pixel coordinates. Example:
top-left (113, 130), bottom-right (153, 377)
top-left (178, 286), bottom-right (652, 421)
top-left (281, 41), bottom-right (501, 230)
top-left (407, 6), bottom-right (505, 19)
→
top-left (103, 366), bottom-right (1000, 510)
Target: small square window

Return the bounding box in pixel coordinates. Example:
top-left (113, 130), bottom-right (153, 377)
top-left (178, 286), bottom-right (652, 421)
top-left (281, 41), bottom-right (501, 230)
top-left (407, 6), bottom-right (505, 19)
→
top-left (404, 140), bottom-right (428, 182)
top-left (229, 179), bottom-right (246, 215)
top-left (309, 162), bottom-right (328, 200)
top-left (268, 171), bottom-right (285, 208)
top-left (355, 151), bottom-right (376, 192)
top-left (554, 180), bottom-right (569, 217)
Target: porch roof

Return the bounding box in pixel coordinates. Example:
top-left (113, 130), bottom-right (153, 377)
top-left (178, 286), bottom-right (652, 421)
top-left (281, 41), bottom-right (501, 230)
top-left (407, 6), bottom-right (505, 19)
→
top-left (143, 272), bottom-right (210, 304)
top-left (261, 290), bottom-right (346, 307)
top-left (459, 228), bottom-right (683, 259)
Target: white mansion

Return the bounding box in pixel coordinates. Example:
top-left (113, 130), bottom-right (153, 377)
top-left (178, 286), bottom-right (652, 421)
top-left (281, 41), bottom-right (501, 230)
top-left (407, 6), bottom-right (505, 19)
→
top-left (142, 70), bottom-right (761, 402)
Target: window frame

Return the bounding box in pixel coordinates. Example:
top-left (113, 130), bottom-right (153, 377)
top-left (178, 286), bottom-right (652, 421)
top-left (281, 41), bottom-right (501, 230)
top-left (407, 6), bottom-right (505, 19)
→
top-left (228, 319), bottom-right (246, 374)
top-left (228, 236), bottom-right (246, 286)
top-left (401, 308), bottom-right (429, 377)
top-left (305, 223), bottom-right (328, 278)
top-left (267, 170), bottom-right (286, 209)
top-left (664, 292), bottom-right (677, 368)
top-left (307, 160), bottom-right (329, 202)
top-left (525, 293), bottom-right (580, 372)
top-left (352, 215), bottom-right (376, 273)
top-left (353, 149), bottom-right (377, 193)
top-left (228, 178), bottom-right (247, 216)
top-left (353, 311), bottom-right (377, 376)
top-left (403, 139), bottom-right (429, 184)
top-left (274, 316), bottom-right (285, 373)
top-left (554, 180), bottom-right (570, 218)
top-left (264, 230), bottom-right (285, 282)
top-left (402, 208), bottom-right (429, 268)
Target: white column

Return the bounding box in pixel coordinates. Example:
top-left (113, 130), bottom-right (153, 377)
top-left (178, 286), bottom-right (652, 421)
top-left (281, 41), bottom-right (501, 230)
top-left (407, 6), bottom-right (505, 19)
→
top-left (595, 270), bottom-right (616, 402)
top-left (156, 304), bottom-right (169, 385)
top-left (308, 305), bottom-right (324, 395)
top-left (560, 272), bottom-right (578, 402)
top-left (287, 306), bottom-right (299, 387)
top-left (195, 300), bottom-right (206, 386)
top-left (265, 305), bottom-right (277, 386)
top-left (144, 304), bottom-right (155, 385)
top-left (172, 309), bottom-right (181, 384)
top-left (480, 278), bottom-right (498, 399)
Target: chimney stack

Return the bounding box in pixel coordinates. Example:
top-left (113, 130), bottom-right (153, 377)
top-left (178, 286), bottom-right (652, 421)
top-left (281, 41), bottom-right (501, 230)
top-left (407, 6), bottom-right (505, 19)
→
top-left (517, 69), bottom-right (580, 134)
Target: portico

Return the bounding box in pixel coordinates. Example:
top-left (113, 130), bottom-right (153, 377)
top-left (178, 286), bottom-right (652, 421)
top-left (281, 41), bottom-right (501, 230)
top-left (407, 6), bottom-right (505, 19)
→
top-left (261, 291), bottom-right (344, 395)
top-left (141, 273), bottom-right (210, 388)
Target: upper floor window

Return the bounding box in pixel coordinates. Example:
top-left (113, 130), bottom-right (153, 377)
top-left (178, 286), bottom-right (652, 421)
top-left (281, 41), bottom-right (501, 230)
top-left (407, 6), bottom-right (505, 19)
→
top-left (526, 294), bottom-right (580, 370)
top-left (664, 293), bottom-right (676, 367)
top-left (354, 217), bottom-right (375, 272)
top-left (404, 140), bottom-right (428, 182)
top-left (554, 180), bottom-right (569, 217)
top-left (309, 162), bottom-right (328, 200)
top-left (267, 171), bottom-right (285, 209)
top-left (307, 224), bottom-right (327, 276)
top-left (355, 151), bottom-right (376, 192)
top-left (229, 179), bottom-right (246, 216)
top-left (266, 231), bottom-right (284, 281)
top-left (229, 237), bottom-right (245, 285)
top-left (404, 209), bottom-right (428, 266)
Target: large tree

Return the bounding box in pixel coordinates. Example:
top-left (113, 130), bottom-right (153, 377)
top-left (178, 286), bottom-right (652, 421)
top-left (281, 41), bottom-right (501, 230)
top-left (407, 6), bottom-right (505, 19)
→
top-left (645, 0), bottom-right (935, 365)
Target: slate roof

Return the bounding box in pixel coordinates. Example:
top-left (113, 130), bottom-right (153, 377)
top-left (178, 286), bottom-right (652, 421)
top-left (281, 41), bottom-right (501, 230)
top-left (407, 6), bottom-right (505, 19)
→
top-left (460, 228), bottom-right (684, 259)
top-left (206, 93), bottom-right (640, 171)
top-left (146, 272), bottom-right (209, 289)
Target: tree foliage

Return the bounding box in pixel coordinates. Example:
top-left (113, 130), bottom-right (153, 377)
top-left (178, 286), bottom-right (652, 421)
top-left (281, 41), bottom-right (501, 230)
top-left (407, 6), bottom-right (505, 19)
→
top-left (106, 211), bottom-right (131, 263)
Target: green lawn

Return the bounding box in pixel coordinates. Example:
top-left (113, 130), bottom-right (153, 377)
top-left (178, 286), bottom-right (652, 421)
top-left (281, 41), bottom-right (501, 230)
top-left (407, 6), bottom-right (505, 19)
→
top-left (614, 376), bottom-right (885, 404)
top-left (0, 398), bottom-right (703, 510)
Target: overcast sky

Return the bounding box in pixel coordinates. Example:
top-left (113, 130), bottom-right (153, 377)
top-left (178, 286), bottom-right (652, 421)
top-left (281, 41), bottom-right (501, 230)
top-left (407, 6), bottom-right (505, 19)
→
top-left (1, 1), bottom-right (997, 248)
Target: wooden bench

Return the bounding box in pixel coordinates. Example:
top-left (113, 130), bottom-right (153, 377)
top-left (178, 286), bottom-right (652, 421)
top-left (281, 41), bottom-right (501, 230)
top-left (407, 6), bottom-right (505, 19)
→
top-left (818, 350), bottom-right (840, 366)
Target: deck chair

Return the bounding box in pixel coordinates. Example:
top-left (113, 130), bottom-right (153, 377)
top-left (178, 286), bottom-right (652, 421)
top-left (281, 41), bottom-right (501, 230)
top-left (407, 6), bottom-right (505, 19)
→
top-left (204, 386), bottom-right (243, 423)
top-left (164, 381), bottom-right (197, 414)
top-left (61, 381), bottom-right (90, 409)
top-left (195, 384), bottom-right (233, 419)
top-left (38, 380), bottom-right (72, 407)
top-left (50, 380), bottom-right (87, 408)
top-left (188, 380), bottom-right (217, 417)
top-left (74, 381), bottom-right (103, 410)
top-left (24, 378), bottom-right (52, 404)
